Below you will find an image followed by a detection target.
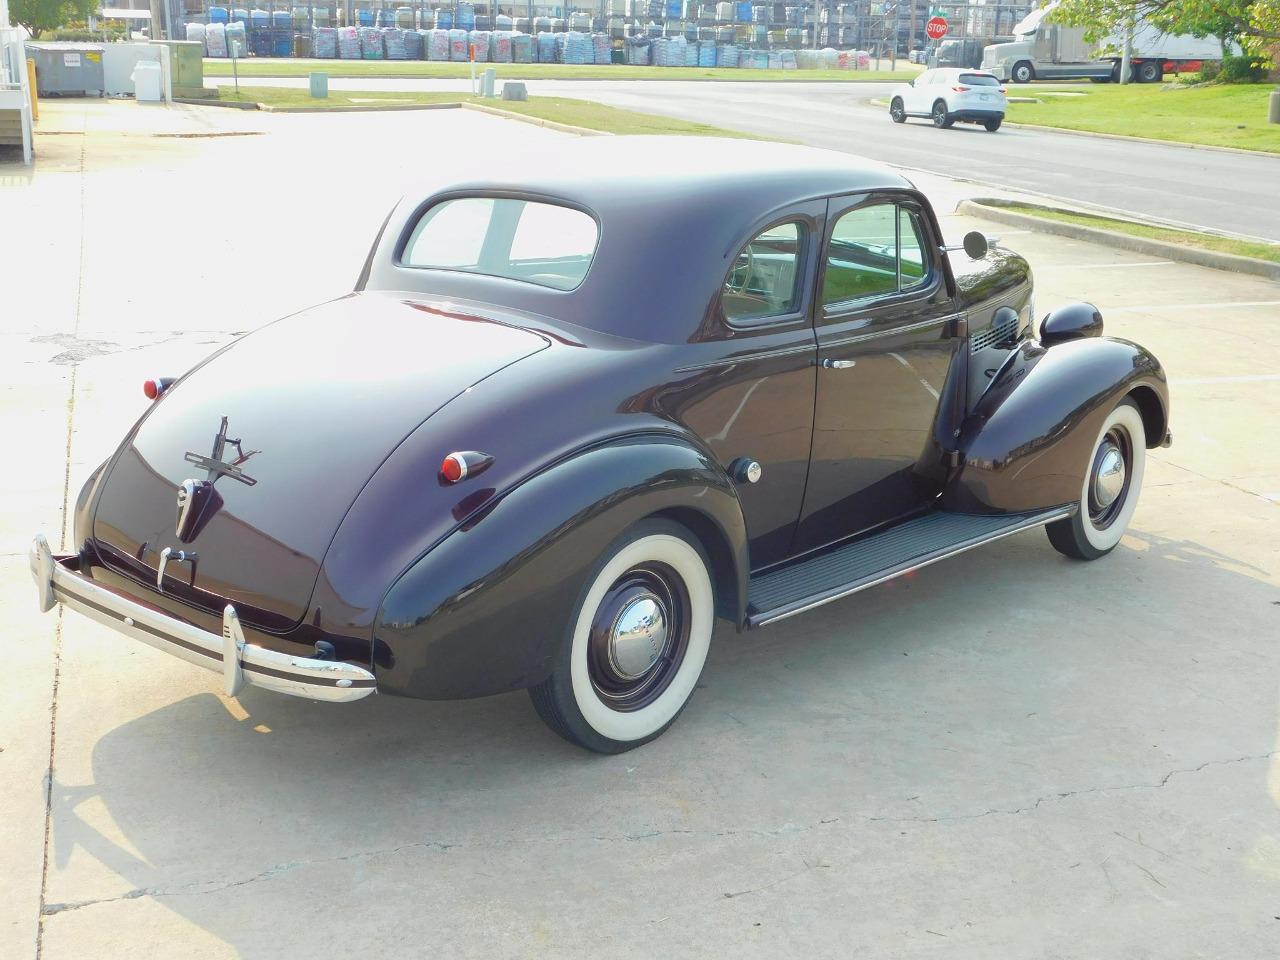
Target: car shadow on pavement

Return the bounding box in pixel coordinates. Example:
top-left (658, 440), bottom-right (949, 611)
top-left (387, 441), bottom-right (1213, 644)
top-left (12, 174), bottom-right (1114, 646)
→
top-left (43, 525), bottom-right (1280, 953)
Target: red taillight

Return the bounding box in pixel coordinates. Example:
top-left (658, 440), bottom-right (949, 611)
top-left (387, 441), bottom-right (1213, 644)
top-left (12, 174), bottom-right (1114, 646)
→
top-left (440, 451), bottom-right (494, 484)
top-left (952, 85), bottom-right (970, 92)
top-left (143, 377), bottom-right (175, 401)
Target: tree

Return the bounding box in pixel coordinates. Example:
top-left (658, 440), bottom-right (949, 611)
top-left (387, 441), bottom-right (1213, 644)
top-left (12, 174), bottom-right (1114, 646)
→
top-left (10, 0), bottom-right (98, 38)
top-left (1050, 0), bottom-right (1280, 49)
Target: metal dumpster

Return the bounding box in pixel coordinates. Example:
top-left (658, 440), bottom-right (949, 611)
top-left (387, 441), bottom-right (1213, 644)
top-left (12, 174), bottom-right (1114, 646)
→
top-left (26, 42), bottom-right (104, 97)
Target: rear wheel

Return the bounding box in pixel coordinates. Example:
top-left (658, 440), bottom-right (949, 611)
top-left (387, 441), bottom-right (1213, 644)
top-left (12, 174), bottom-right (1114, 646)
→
top-left (932, 100), bottom-right (954, 128)
top-left (1136, 60), bottom-right (1162, 83)
top-left (983, 117), bottom-right (1003, 132)
top-left (1011, 61), bottom-right (1035, 83)
top-left (1046, 399), bottom-right (1146, 561)
top-left (529, 519), bottom-right (715, 753)
top-left (890, 97), bottom-right (906, 123)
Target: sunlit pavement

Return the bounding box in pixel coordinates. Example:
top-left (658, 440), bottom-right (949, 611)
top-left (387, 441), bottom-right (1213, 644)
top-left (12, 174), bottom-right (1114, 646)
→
top-left (2, 100), bottom-right (1278, 959)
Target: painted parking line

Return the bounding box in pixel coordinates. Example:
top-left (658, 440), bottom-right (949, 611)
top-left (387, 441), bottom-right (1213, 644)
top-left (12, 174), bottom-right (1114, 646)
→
top-left (1170, 374), bottom-right (1280, 385)
top-left (1109, 301), bottom-right (1280, 313)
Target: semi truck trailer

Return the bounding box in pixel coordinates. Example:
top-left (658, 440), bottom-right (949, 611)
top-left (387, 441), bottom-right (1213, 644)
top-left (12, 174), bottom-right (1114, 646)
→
top-left (982, 2), bottom-right (1229, 83)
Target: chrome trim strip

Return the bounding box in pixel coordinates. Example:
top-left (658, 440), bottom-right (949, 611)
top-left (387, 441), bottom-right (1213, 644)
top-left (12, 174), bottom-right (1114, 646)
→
top-left (29, 535), bottom-right (376, 703)
top-left (747, 507), bottom-right (1075, 628)
top-left (820, 313), bottom-right (962, 350)
top-left (675, 341), bottom-right (815, 373)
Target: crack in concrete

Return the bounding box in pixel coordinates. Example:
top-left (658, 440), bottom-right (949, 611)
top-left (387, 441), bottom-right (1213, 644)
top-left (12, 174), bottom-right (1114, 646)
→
top-left (38, 753), bottom-right (1274, 918)
top-left (865, 753), bottom-right (1276, 824)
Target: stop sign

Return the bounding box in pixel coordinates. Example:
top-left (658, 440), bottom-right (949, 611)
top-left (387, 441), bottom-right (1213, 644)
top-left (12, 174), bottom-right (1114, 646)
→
top-left (926, 16), bottom-right (949, 41)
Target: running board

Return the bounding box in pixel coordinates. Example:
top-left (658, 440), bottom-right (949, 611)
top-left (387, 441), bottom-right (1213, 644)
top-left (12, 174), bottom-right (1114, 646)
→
top-left (746, 507), bottom-right (1074, 628)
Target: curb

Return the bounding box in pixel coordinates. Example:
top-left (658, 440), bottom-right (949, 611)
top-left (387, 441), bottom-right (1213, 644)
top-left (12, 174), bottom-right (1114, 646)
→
top-left (999, 120), bottom-right (1280, 159)
top-left (956, 198), bottom-right (1280, 282)
top-left (174, 97), bottom-right (260, 109)
top-left (460, 101), bottom-right (610, 135)
top-left (257, 101), bottom-right (461, 113)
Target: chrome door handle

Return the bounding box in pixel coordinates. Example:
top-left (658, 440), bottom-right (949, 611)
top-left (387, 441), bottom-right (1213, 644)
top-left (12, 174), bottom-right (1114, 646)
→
top-left (822, 359), bottom-right (856, 369)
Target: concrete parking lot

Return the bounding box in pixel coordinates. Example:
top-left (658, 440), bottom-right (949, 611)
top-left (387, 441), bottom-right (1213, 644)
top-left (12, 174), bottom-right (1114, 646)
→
top-left (2, 101), bottom-right (1278, 959)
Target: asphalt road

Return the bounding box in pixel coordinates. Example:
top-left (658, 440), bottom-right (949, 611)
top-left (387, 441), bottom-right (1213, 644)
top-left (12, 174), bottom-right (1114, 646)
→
top-left (216, 76), bottom-right (1280, 242)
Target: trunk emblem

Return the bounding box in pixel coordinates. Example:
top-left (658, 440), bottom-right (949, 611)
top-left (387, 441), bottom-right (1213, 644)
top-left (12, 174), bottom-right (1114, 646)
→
top-left (175, 417), bottom-right (258, 542)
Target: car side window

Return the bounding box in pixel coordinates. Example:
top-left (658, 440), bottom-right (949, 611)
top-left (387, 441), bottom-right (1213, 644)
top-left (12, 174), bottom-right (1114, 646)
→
top-left (722, 221), bottom-right (804, 323)
top-left (823, 202), bottom-right (933, 307)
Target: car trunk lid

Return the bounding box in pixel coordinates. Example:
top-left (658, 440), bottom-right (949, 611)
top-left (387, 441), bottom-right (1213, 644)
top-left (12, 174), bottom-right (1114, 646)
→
top-left (91, 292), bottom-right (549, 631)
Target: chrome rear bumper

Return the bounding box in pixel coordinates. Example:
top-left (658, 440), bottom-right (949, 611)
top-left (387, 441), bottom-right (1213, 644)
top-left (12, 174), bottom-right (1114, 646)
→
top-left (29, 534), bottom-right (376, 703)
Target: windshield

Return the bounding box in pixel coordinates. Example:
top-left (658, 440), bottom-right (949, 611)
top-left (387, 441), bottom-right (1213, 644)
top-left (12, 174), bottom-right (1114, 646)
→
top-left (402, 196), bottom-right (599, 291)
top-left (960, 73), bottom-right (1001, 86)
top-left (1012, 3), bottom-right (1053, 35)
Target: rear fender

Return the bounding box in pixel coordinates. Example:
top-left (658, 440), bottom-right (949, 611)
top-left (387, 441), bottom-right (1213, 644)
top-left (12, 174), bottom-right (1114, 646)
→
top-left (374, 436), bottom-right (747, 700)
top-left (942, 337), bottom-right (1168, 513)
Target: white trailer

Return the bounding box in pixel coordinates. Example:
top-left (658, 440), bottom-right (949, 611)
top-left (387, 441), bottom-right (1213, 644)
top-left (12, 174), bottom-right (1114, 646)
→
top-left (982, 2), bottom-right (1230, 83)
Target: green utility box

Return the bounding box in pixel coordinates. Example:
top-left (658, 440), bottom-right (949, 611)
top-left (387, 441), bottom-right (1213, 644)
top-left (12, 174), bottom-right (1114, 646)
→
top-left (149, 40), bottom-right (214, 99)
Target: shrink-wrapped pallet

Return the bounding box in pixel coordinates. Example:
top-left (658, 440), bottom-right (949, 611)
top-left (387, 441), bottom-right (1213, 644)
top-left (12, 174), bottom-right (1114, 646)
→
top-left (468, 30), bottom-right (491, 61)
top-left (536, 31), bottom-right (556, 62)
top-left (425, 28), bottom-right (449, 60)
top-left (359, 25), bottom-right (384, 58)
top-left (404, 29), bottom-right (424, 59)
top-left (186, 22), bottom-right (207, 53)
top-left (592, 32), bottom-right (610, 64)
top-left (338, 25), bottom-right (361, 58)
top-left (206, 22), bottom-right (228, 57)
top-left (717, 43), bottom-right (738, 67)
top-left (490, 31), bottom-right (513, 63)
top-left (448, 28), bottom-right (469, 60)
top-left (225, 20), bottom-right (247, 56)
top-left (697, 39), bottom-right (715, 66)
top-left (314, 26), bottom-right (338, 58)
top-left (383, 27), bottom-right (408, 59)
top-left (511, 32), bottom-right (533, 63)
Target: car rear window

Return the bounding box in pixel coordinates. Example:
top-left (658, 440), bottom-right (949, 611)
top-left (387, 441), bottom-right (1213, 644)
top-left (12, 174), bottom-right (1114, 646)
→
top-left (403, 197), bottom-right (598, 291)
top-left (960, 73), bottom-right (1001, 86)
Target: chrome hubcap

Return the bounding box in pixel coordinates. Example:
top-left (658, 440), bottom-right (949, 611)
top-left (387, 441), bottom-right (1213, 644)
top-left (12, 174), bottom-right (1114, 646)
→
top-left (587, 564), bottom-right (691, 712)
top-left (608, 594), bottom-right (667, 680)
top-left (1093, 443), bottom-right (1126, 508)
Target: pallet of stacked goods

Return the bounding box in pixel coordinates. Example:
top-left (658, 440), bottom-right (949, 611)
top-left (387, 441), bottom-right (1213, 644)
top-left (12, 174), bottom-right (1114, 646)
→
top-left (511, 31), bottom-right (533, 62)
top-left (315, 25), bottom-right (339, 57)
top-left (338, 25), bottom-right (361, 57)
top-left (359, 25), bottom-right (384, 58)
top-left (490, 30), bottom-right (513, 63)
top-left (468, 30), bottom-right (491, 61)
top-left (186, 21), bottom-right (207, 52)
top-left (425, 27), bottom-right (449, 59)
top-left (207, 21), bottom-right (229, 56)
top-left (448, 28), bottom-right (469, 60)
top-left (383, 26), bottom-right (408, 59)
top-left (404, 27), bottom-right (424, 58)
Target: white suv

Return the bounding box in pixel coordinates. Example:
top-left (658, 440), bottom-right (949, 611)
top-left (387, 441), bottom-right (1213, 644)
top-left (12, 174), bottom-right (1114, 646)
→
top-left (889, 68), bottom-right (1008, 132)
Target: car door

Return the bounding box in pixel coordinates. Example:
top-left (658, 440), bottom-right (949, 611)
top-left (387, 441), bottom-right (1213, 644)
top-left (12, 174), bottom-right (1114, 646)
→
top-left (791, 192), bottom-right (963, 555)
top-left (905, 70), bottom-right (931, 113)
top-left (674, 200), bottom-right (824, 570)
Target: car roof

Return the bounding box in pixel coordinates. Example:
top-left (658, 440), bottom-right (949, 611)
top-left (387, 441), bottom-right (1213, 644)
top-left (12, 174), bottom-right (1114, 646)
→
top-left (370, 138), bottom-right (919, 344)
top-left (417, 137), bottom-right (912, 216)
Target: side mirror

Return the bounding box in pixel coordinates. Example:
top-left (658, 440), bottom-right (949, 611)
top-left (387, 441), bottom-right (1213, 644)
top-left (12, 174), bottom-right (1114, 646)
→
top-left (1040, 302), bottom-right (1104, 346)
top-left (962, 231), bottom-right (990, 259)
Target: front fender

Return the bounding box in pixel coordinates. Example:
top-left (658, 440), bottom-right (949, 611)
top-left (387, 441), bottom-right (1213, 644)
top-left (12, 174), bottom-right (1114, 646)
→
top-left (942, 337), bottom-right (1168, 514)
top-left (374, 436), bottom-right (748, 700)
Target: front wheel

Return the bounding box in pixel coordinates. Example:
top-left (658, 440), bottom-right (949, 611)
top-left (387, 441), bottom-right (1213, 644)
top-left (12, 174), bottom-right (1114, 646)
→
top-left (983, 117), bottom-right (1003, 132)
top-left (932, 100), bottom-right (954, 128)
top-left (1046, 399), bottom-right (1147, 561)
top-left (1011, 61), bottom-right (1034, 83)
top-left (529, 519), bottom-right (715, 753)
top-left (889, 97), bottom-right (906, 123)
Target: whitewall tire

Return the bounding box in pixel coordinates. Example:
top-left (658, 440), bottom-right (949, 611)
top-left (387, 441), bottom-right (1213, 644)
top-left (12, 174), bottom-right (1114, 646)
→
top-left (1047, 399), bottom-right (1146, 560)
top-left (529, 519), bottom-right (715, 753)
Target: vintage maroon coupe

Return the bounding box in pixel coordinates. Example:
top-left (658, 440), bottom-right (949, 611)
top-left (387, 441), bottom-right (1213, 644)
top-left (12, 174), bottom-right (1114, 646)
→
top-left (31, 139), bottom-right (1170, 753)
